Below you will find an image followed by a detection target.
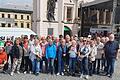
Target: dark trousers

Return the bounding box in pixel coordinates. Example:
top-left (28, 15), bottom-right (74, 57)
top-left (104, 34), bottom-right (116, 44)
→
top-left (107, 58), bottom-right (116, 75)
top-left (58, 57), bottom-right (64, 74)
top-left (40, 57), bottom-right (48, 72)
top-left (89, 61), bottom-right (95, 75)
top-left (7, 54), bottom-right (13, 69)
top-left (48, 58), bottom-right (55, 74)
top-left (24, 56), bottom-right (32, 72)
top-left (3, 63), bottom-right (9, 71)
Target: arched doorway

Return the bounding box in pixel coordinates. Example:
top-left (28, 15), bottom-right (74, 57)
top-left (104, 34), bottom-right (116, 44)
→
top-left (64, 26), bottom-right (72, 37)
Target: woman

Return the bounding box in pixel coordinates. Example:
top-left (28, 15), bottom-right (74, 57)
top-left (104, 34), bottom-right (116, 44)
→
top-left (79, 38), bottom-right (90, 79)
top-left (29, 38), bottom-right (42, 75)
top-left (23, 36), bottom-right (32, 74)
top-left (69, 40), bottom-right (77, 76)
top-left (89, 40), bottom-right (97, 76)
top-left (45, 39), bottom-right (56, 75)
top-left (10, 38), bottom-right (23, 76)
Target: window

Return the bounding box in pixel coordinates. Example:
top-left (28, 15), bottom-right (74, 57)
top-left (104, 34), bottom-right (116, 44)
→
top-left (27, 16), bottom-right (29, 20)
top-left (15, 15), bottom-right (17, 19)
top-left (15, 23), bottom-right (18, 26)
top-left (8, 23), bottom-right (11, 27)
top-left (1, 23), bottom-right (5, 27)
top-left (8, 14), bottom-right (10, 18)
top-left (2, 14), bottom-right (4, 18)
top-left (21, 15), bottom-right (23, 19)
top-left (48, 28), bottom-right (53, 35)
top-left (67, 7), bottom-right (73, 22)
top-left (99, 11), bottom-right (104, 24)
top-left (27, 23), bottom-right (30, 28)
top-left (21, 23), bottom-right (24, 28)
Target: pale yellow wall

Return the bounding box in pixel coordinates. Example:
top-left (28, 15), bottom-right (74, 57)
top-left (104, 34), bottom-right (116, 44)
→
top-left (0, 12), bottom-right (32, 29)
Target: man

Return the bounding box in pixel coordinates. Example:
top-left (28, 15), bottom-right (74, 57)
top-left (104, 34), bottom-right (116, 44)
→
top-left (104, 34), bottom-right (119, 78)
top-left (57, 39), bottom-right (66, 76)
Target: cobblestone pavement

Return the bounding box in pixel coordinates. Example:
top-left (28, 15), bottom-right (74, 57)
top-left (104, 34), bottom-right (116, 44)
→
top-left (0, 58), bottom-right (120, 80)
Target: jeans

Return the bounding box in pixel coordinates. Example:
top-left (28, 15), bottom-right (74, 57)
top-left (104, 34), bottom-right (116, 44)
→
top-left (80, 57), bottom-right (89, 75)
top-left (48, 58), bottom-right (55, 74)
top-left (32, 59), bottom-right (40, 73)
top-left (107, 58), bottom-right (116, 75)
top-left (89, 61), bottom-right (95, 75)
top-left (69, 57), bottom-right (76, 73)
top-left (58, 56), bottom-right (64, 74)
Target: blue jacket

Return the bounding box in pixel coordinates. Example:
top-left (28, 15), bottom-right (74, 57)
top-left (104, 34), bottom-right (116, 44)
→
top-left (57, 45), bottom-right (67, 59)
top-left (46, 44), bottom-right (56, 59)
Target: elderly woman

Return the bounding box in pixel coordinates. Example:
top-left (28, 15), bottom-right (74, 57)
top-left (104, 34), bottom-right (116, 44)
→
top-left (29, 38), bottom-right (42, 76)
top-left (78, 38), bottom-right (90, 79)
top-left (45, 39), bottom-right (56, 75)
top-left (10, 38), bottom-right (23, 76)
top-left (69, 40), bottom-right (77, 76)
top-left (89, 40), bottom-right (97, 76)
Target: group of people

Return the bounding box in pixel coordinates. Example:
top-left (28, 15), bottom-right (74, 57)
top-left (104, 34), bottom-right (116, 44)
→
top-left (0, 33), bottom-right (119, 79)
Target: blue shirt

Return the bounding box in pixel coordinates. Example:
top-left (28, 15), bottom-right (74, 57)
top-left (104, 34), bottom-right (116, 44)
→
top-left (104, 41), bottom-right (119, 58)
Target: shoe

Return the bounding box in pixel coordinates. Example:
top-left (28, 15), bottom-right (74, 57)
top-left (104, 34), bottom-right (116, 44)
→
top-left (29, 71), bottom-right (32, 74)
top-left (17, 71), bottom-right (20, 74)
top-left (56, 73), bottom-right (60, 76)
top-left (3, 71), bottom-right (7, 74)
top-left (108, 74), bottom-right (112, 78)
top-left (61, 72), bottom-right (64, 76)
top-left (85, 75), bottom-right (89, 80)
top-left (109, 75), bottom-right (112, 78)
top-left (10, 72), bottom-right (14, 76)
top-left (80, 74), bottom-right (83, 78)
top-left (24, 71), bottom-right (27, 74)
top-left (35, 72), bottom-right (39, 76)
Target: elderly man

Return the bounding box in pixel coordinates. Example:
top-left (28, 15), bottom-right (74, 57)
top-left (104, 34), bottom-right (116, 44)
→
top-left (104, 34), bottom-right (119, 78)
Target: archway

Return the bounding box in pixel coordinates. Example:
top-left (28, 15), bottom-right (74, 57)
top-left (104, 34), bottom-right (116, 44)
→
top-left (64, 26), bottom-right (72, 37)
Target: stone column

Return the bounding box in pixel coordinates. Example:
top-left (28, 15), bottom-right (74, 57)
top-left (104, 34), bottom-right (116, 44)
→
top-left (58, 0), bottom-right (64, 35)
top-left (104, 10), bottom-right (107, 24)
top-left (97, 10), bottom-right (100, 24)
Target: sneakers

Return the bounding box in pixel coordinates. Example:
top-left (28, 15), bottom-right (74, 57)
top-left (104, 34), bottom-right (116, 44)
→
top-left (80, 74), bottom-right (83, 78)
top-left (35, 72), bottom-right (39, 76)
top-left (85, 75), bottom-right (89, 80)
top-left (29, 71), bottom-right (32, 74)
top-left (24, 71), bottom-right (27, 74)
top-left (56, 73), bottom-right (60, 76)
top-left (61, 72), bottom-right (64, 76)
top-left (108, 74), bottom-right (113, 78)
top-left (17, 71), bottom-right (20, 74)
top-left (10, 72), bottom-right (14, 76)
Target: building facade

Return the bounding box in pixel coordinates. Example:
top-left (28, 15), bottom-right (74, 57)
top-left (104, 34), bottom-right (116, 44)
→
top-left (80, 0), bottom-right (120, 36)
top-left (0, 7), bottom-right (32, 29)
top-left (33, 0), bottom-right (83, 37)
